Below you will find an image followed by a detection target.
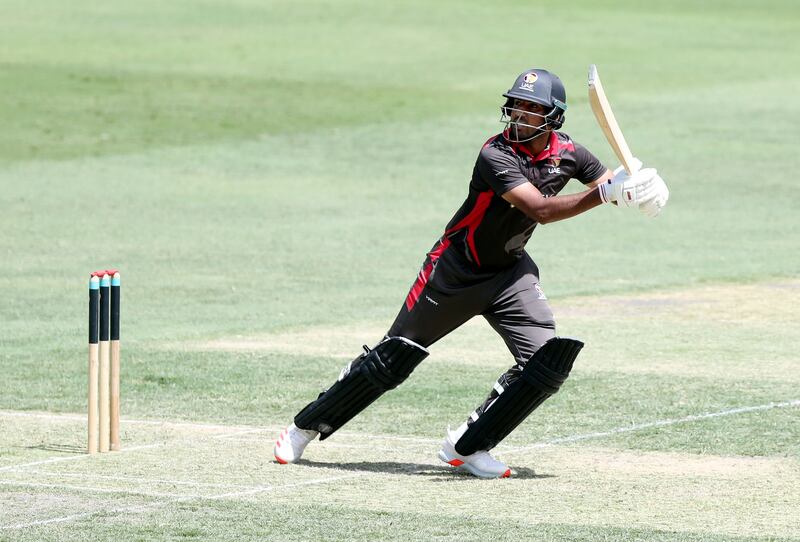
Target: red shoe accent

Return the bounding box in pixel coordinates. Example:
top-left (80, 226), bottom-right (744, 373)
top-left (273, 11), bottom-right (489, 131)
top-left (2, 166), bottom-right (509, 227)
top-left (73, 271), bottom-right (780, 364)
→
top-left (448, 459), bottom-right (465, 466)
top-left (501, 469), bottom-right (511, 478)
top-left (274, 454), bottom-right (288, 465)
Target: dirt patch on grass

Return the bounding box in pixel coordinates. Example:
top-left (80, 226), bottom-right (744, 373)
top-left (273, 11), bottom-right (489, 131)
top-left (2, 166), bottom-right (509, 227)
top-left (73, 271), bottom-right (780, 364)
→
top-left (186, 325), bottom-right (388, 358)
top-left (554, 278), bottom-right (800, 323)
top-left (178, 280), bottom-right (800, 380)
top-left (558, 445), bottom-right (796, 478)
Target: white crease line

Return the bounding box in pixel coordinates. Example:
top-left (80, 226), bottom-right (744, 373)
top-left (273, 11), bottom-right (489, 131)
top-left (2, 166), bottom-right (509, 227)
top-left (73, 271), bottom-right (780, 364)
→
top-left (0, 410), bottom-right (283, 432)
top-left (500, 399), bottom-right (800, 455)
top-left (3, 399), bottom-right (797, 489)
top-left (0, 473), bottom-right (366, 530)
top-left (0, 408), bottom-right (433, 445)
top-left (0, 501), bottom-right (175, 530)
top-left (332, 432), bottom-right (440, 445)
top-left (3, 399), bottom-right (799, 529)
top-left (0, 444), bottom-right (162, 473)
top-left (0, 480), bottom-right (188, 499)
top-left (347, 400), bottom-right (800, 461)
top-left (215, 427), bottom-right (439, 445)
top-left (203, 473), bottom-right (367, 500)
top-left (19, 470), bottom-right (258, 489)
top-left (222, 439), bottom-right (426, 453)
top-left (212, 427), bottom-right (274, 439)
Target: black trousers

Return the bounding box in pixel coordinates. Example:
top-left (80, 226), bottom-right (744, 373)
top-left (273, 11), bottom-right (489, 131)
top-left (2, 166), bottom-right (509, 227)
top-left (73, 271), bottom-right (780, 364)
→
top-left (387, 251), bottom-right (556, 421)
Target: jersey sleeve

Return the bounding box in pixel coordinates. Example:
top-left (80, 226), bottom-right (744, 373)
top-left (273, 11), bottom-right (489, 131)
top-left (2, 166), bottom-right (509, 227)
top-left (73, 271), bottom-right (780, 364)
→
top-left (475, 146), bottom-right (530, 196)
top-left (572, 142), bottom-right (608, 184)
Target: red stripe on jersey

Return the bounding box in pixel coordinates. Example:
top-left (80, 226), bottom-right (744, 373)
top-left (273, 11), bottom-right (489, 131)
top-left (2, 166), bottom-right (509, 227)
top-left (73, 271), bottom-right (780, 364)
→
top-left (404, 189), bottom-right (495, 311)
top-left (404, 239), bottom-right (450, 311)
top-left (444, 190), bottom-right (494, 267)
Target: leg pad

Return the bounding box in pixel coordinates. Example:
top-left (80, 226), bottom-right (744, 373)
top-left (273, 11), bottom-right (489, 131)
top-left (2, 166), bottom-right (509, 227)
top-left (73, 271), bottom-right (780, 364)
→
top-left (455, 337), bottom-right (583, 455)
top-left (294, 336), bottom-right (429, 439)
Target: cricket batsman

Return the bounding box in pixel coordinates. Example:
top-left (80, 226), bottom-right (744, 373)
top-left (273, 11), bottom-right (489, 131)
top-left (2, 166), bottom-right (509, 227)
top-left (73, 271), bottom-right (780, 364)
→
top-left (274, 67), bottom-right (669, 478)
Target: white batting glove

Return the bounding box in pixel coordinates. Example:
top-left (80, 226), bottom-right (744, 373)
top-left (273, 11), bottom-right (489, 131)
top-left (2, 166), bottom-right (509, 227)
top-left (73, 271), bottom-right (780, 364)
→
top-left (598, 165), bottom-right (658, 208)
top-left (638, 174), bottom-right (669, 217)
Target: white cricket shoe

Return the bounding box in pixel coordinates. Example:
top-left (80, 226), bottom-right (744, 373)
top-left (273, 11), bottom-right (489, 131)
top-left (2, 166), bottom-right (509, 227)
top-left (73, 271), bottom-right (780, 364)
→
top-left (274, 423), bottom-right (319, 464)
top-left (438, 426), bottom-right (511, 479)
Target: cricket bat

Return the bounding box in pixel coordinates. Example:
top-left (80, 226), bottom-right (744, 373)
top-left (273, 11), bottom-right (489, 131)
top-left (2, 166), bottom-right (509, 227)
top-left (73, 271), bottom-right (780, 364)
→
top-left (587, 64), bottom-right (638, 175)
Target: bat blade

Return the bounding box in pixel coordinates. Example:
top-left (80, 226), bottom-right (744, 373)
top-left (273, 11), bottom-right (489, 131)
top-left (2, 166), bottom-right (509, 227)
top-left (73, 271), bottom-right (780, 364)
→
top-left (588, 64), bottom-right (638, 175)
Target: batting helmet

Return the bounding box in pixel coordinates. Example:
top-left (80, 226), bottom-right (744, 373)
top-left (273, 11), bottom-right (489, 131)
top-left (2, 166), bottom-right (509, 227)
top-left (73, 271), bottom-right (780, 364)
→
top-left (501, 69), bottom-right (567, 140)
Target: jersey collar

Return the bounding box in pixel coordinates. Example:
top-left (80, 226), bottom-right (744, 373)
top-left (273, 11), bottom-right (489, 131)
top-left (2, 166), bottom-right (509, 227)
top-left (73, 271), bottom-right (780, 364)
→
top-left (507, 131), bottom-right (560, 163)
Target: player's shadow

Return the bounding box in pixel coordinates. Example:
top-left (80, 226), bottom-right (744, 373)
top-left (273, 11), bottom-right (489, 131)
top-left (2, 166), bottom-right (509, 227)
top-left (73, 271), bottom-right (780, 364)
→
top-left (298, 459), bottom-right (551, 480)
top-left (25, 443), bottom-right (85, 454)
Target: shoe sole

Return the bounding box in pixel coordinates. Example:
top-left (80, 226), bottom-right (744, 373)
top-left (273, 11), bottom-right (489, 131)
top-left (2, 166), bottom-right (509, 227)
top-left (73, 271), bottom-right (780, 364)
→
top-left (274, 429), bottom-right (291, 464)
top-left (437, 450), bottom-right (511, 479)
top-left (274, 451), bottom-right (289, 464)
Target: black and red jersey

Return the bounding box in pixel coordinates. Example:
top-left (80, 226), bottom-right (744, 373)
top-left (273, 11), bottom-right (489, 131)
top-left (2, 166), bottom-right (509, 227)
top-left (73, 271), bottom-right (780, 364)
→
top-left (405, 131), bottom-right (606, 309)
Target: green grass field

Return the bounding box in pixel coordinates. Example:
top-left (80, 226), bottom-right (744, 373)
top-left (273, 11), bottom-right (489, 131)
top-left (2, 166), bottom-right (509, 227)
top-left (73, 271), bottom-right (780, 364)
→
top-left (1, 1), bottom-right (799, 540)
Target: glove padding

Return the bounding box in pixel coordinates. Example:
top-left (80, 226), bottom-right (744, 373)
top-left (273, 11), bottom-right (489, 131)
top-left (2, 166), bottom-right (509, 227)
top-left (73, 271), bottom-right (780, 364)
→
top-left (598, 162), bottom-right (658, 208)
top-left (638, 174), bottom-right (669, 217)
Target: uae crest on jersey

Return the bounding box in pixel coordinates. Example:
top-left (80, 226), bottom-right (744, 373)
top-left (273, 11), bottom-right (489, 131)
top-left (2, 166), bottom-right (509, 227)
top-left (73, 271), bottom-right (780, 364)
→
top-left (547, 156), bottom-right (562, 174)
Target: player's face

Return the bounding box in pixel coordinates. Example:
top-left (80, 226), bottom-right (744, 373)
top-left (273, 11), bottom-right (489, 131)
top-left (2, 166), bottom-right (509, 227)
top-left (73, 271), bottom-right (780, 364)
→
top-left (510, 99), bottom-right (548, 137)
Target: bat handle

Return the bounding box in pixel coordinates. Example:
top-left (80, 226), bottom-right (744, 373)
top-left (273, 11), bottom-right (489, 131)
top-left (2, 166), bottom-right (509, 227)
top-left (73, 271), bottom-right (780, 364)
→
top-left (621, 152), bottom-right (640, 176)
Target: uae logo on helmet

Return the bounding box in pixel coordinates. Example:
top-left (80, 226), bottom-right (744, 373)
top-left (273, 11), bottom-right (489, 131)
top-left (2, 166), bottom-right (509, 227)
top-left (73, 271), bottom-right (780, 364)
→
top-left (520, 72), bottom-right (538, 91)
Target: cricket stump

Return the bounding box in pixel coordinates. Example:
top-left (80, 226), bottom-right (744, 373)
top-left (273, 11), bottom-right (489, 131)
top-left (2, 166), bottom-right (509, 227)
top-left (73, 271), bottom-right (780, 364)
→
top-left (88, 276), bottom-right (100, 454)
top-left (110, 271), bottom-right (121, 451)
